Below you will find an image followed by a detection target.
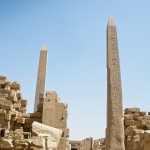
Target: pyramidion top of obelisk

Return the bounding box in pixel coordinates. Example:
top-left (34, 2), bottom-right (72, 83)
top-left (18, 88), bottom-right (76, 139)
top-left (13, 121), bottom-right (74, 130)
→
top-left (41, 44), bottom-right (47, 51)
top-left (108, 16), bottom-right (116, 26)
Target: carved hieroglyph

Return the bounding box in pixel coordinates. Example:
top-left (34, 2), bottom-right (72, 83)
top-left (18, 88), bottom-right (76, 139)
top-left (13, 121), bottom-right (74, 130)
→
top-left (34, 44), bottom-right (47, 112)
top-left (106, 17), bottom-right (125, 150)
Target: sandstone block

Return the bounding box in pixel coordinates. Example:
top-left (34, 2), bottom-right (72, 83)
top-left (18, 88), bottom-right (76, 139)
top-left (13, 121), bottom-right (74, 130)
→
top-left (30, 112), bottom-right (42, 118)
top-left (5, 120), bottom-right (10, 129)
top-left (0, 94), bottom-right (8, 99)
top-left (0, 109), bottom-right (6, 114)
top-left (46, 91), bottom-right (58, 101)
top-left (23, 123), bottom-right (31, 129)
top-left (0, 139), bottom-right (13, 149)
top-left (25, 118), bottom-right (42, 124)
top-left (19, 107), bottom-right (26, 113)
top-left (0, 104), bottom-right (12, 110)
top-left (16, 92), bottom-right (22, 99)
top-left (133, 135), bottom-right (140, 141)
top-left (21, 113), bottom-right (30, 118)
top-left (134, 121), bottom-right (143, 126)
top-left (31, 136), bottom-right (45, 148)
top-left (145, 131), bottom-right (150, 141)
top-left (0, 99), bottom-right (12, 110)
top-left (21, 99), bottom-right (28, 106)
top-left (124, 115), bottom-right (133, 120)
top-left (133, 112), bottom-right (140, 117)
top-left (14, 102), bottom-right (21, 109)
top-left (17, 118), bottom-right (25, 124)
top-left (0, 80), bottom-right (5, 85)
top-left (125, 108), bottom-right (140, 113)
top-left (32, 121), bottom-right (62, 147)
top-left (8, 95), bottom-right (18, 102)
top-left (146, 125), bottom-right (150, 130)
top-left (0, 76), bottom-right (7, 81)
top-left (11, 111), bottom-right (18, 117)
top-left (124, 126), bottom-right (135, 136)
top-left (5, 114), bottom-right (11, 121)
top-left (0, 89), bottom-right (11, 95)
top-left (125, 120), bottom-right (134, 126)
top-left (140, 111), bottom-right (147, 116)
top-left (143, 116), bottom-right (150, 120)
top-left (10, 82), bottom-right (20, 90)
top-left (11, 116), bottom-right (18, 121)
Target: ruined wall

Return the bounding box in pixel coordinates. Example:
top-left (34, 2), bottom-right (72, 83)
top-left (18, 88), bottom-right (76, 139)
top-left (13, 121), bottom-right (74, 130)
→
top-left (80, 138), bottom-right (93, 150)
top-left (42, 91), bottom-right (69, 150)
top-left (92, 139), bottom-right (105, 150)
top-left (124, 107), bottom-right (150, 150)
top-left (0, 76), bottom-right (28, 131)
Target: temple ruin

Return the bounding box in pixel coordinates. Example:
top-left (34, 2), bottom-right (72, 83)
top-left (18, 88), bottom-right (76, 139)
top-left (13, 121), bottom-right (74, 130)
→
top-left (0, 17), bottom-right (150, 150)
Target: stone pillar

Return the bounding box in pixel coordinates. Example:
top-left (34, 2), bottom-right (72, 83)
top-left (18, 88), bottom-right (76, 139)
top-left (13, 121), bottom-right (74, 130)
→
top-left (106, 17), bottom-right (125, 150)
top-left (34, 44), bottom-right (47, 112)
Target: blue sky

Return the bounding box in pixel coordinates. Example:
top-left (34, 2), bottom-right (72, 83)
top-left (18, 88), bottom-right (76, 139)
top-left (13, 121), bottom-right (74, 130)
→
top-left (1, 0), bottom-right (150, 140)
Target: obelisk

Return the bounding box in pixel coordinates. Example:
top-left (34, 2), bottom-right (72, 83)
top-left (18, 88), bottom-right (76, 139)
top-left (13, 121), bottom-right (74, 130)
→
top-left (34, 44), bottom-right (47, 112)
top-left (106, 17), bottom-right (125, 150)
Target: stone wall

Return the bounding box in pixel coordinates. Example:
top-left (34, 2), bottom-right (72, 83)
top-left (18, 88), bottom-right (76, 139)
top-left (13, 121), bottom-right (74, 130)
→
top-left (42, 91), bottom-right (69, 150)
top-left (0, 76), bottom-right (65, 150)
top-left (0, 76), bottom-right (28, 131)
top-left (124, 107), bottom-right (150, 150)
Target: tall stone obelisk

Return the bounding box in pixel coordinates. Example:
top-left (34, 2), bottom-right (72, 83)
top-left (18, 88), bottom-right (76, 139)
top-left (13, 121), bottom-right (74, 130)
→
top-left (106, 17), bottom-right (125, 150)
top-left (34, 44), bottom-right (47, 112)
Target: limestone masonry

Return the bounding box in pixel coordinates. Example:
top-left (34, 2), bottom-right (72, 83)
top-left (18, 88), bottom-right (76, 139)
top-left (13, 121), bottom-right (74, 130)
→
top-left (0, 17), bottom-right (150, 150)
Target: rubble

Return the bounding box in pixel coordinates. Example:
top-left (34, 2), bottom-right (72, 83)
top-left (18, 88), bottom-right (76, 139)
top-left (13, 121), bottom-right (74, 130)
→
top-left (0, 76), bottom-right (66, 150)
top-left (124, 107), bottom-right (150, 150)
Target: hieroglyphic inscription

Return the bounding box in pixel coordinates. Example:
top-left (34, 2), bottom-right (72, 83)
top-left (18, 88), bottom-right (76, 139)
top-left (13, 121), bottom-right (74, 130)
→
top-left (109, 27), bottom-right (122, 105)
top-left (107, 22), bottom-right (124, 150)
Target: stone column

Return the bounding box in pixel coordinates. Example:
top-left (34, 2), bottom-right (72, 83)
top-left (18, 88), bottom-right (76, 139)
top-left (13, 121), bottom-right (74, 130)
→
top-left (106, 17), bottom-right (125, 150)
top-left (34, 44), bottom-right (47, 112)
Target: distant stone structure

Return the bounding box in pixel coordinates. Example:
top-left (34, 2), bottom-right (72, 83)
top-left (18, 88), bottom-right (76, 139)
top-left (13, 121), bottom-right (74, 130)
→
top-left (34, 44), bottom-right (48, 112)
top-left (69, 140), bottom-right (81, 150)
top-left (106, 17), bottom-right (125, 149)
top-left (70, 138), bottom-right (105, 150)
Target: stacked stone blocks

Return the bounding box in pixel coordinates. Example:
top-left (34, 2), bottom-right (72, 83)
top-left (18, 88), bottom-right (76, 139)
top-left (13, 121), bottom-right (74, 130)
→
top-left (124, 107), bottom-right (150, 150)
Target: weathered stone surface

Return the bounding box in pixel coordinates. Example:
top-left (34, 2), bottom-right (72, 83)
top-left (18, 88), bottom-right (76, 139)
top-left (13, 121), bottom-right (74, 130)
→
top-left (0, 139), bottom-right (13, 149)
top-left (125, 108), bottom-right (140, 113)
top-left (0, 109), bottom-right (6, 114)
top-left (30, 111), bottom-right (42, 118)
top-left (0, 76), bottom-right (7, 81)
top-left (10, 82), bottom-right (20, 90)
top-left (17, 117), bottom-right (25, 124)
top-left (5, 114), bottom-right (11, 121)
top-left (25, 118), bottom-right (42, 124)
top-left (124, 114), bottom-right (134, 120)
top-left (14, 140), bottom-right (29, 149)
top-left (106, 17), bottom-right (125, 150)
top-left (42, 91), bottom-right (69, 150)
top-left (21, 99), bottom-right (28, 106)
top-left (31, 136), bottom-right (45, 148)
top-left (125, 126), bottom-right (135, 136)
top-left (21, 113), bottom-right (30, 118)
top-left (140, 111), bottom-right (147, 116)
top-left (32, 121), bottom-right (62, 147)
